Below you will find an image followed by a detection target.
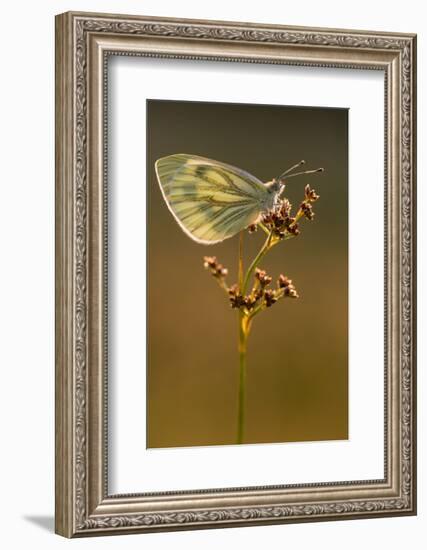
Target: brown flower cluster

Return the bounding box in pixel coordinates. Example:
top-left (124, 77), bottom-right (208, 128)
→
top-left (256, 268), bottom-right (299, 308)
top-left (203, 257), bottom-right (299, 313)
top-left (299, 184), bottom-right (320, 221)
top-left (261, 198), bottom-right (300, 239)
top-left (259, 185), bottom-right (320, 239)
top-left (248, 224), bottom-right (258, 234)
top-left (224, 267), bottom-right (298, 313)
top-left (278, 274), bottom-right (299, 298)
top-left (255, 268), bottom-right (272, 288)
top-left (227, 285), bottom-right (250, 309)
top-left (203, 256), bottom-right (228, 279)
top-left (305, 184), bottom-right (320, 202)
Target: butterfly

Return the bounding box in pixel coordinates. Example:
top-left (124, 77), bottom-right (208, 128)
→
top-left (155, 154), bottom-right (322, 245)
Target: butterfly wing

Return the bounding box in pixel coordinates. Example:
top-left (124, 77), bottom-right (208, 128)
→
top-left (155, 154), bottom-right (270, 244)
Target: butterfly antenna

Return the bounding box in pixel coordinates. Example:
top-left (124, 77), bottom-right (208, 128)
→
top-left (281, 167), bottom-right (324, 180)
top-left (277, 160), bottom-right (306, 180)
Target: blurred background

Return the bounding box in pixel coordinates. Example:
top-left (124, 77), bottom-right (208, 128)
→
top-left (147, 99), bottom-right (348, 448)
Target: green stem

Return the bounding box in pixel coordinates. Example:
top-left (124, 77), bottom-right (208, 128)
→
top-left (258, 222), bottom-right (270, 236)
top-left (237, 313), bottom-right (250, 444)
top-left (238, 231), bottom-right (244, 291)
top-left (242, 231), bottom-right (274, 295)
top-left (248, 302), bottom-right (265, 319)
top-left (236, 227), bottom-right (291, 444)
top-left (237, 230), bottom-right (275, 444)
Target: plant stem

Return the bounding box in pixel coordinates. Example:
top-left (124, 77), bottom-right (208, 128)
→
top-left (237, 312), bottom-right (250, 444)
top-left (242, 231), bottom-right (274, 295)
top-left (236, 228), bottom-right (292, 444)
top-left (237, 230), bottom-right (245, 444)
top-left (237, 230), bottom-right (277, 444)
top-left (238, 231), bottom-right (244, 291)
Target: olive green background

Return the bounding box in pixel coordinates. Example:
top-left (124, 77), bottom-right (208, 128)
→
top-left (147, 99), bottom-right (348, 448)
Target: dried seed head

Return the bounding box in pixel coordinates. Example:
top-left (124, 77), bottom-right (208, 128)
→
top-left (255, 268), bottom-right (272, 287)
top-left (263, 289), bottom-right (277, 307)
top-left (253, 289), bottom-right (263, 300)
top-left (248, 224), bottom-right (258, 234)
top-left (300, 201), bottom-right (315, 221)
top-left (261, 199), bottom-right (294, 239)
top-left (255, 268), bottom-right (264, 279)
top-left (287, 222), bottom-right (300, 236)
top-left (284, 286), bottom-right (299, 298)
top-left (227, 284), bottom-right (245, 308)
top-left (244, 295), bottom-right (257, 310)
top-left (272, 213), bottom-right (282, 228)
top-left (261, 183), bottom-right (319, 239)
top-left (261, 212), bottom-right (273, 225)
top-left (228, 284), bottom-right (239, 296)
top-left (203, 256), bottom-right (228, 279)
top-left (305, 184), bottom-right (320, 202)
top-left (203, 256), bottom-right (217, 269)
top-left (278, 274), bottom-right (299, 298)
top-left (278, 274), bottom-right (292, 288)
top-left (230, 294), bottom-right (246, 309)
top-left (279, 198), bottom-right (292, 218)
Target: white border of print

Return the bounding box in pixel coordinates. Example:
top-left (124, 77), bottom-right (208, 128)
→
top-left (107, 57), bottom-right (384, 494)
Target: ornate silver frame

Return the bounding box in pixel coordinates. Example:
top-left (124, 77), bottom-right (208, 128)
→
top-left (55, 11), bottom-right (417, 537)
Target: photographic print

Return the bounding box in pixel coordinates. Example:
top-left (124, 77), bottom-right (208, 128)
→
top-left (147, 99), bottom-right (348, 448)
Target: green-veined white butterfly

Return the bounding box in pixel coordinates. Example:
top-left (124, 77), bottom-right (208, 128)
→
top-left (155, 154), bottom-right (322, 245)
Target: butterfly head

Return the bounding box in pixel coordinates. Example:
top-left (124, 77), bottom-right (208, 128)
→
top-left (264, 161), bottom-right (324, 210)
top-left (265, 178), bottom-right (285, 196)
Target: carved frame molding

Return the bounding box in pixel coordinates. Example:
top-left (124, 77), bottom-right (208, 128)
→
top-left (55, 11), bottom-right (416, 537)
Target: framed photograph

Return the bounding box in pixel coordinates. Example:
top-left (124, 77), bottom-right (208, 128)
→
top-left (55, 11), bottom-right (417, 537)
